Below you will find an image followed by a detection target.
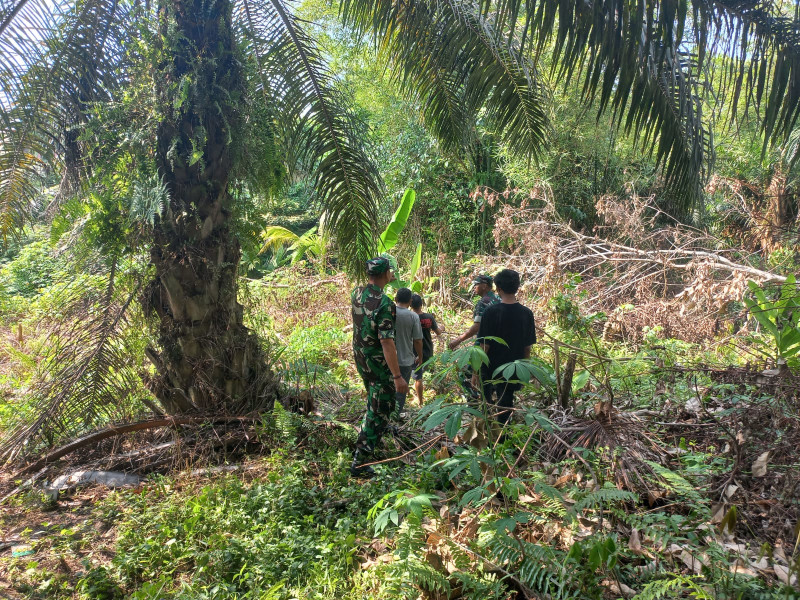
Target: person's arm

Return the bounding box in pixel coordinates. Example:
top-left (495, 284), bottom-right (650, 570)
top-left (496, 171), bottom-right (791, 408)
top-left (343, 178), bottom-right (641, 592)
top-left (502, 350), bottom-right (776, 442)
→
top-left (380, 338), bottom-right (408, 394)
top-left (525, 310), bottom-right (536, 356)
top-left (432, 316), bottom-right (443, 336)
top-left (412, 316), bottom-right (423, 365)
top-left (471, 316), bottom-right (491, 387)
top-left (449, 322), bottom-right (479, 349)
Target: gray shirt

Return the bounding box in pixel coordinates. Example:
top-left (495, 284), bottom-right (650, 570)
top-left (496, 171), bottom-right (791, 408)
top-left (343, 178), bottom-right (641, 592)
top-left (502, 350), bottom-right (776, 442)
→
top-left (395, 306), bottom-right (423, 367)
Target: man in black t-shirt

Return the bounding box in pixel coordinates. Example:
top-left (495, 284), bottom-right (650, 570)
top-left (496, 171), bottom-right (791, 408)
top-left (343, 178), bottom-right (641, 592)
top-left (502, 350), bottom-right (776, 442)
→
top-left (473, 269), bottom-right (536, 425)
top-left (410, 294), bottom-right (443, 404)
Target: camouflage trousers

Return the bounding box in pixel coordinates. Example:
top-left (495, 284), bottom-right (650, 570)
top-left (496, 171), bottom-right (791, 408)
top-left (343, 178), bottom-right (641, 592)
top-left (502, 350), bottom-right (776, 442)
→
top-left (355, 365), bottom-right (396, 454)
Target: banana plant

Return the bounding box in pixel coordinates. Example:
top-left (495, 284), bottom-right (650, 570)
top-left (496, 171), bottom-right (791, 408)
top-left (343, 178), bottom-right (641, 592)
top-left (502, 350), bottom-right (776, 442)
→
top-left (389, 241), bottom-right (426, 292)
top-left (744, 275), bottom-right (800, 363)
top-left (379, 188), bottom-right (432, 292)
top-left (378, 188), bottom-right (415, 252)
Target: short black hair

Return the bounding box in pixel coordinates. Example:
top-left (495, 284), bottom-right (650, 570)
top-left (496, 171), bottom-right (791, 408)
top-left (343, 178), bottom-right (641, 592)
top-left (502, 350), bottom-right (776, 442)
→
top-left (493, 269), bottom-right (521, 294)
top-left (410, 294), bottom-right (424, 309)
top-left (395, 287), bottom-right (413, 304)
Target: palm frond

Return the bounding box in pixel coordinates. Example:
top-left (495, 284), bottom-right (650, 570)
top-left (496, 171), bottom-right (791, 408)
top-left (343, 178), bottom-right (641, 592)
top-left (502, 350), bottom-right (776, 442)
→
top-left (290, 226), bottom-right (325, 263)
top-left (456, 0), bottom-right (800, 212)
top-left (699, 1), bottom-right (800, 146)
top-left (259, 224), bottom-right (300, 253)
top-left (0, 266), bottom-right (146, 461)
top-left (0, 0), bottom-right (134, 241)
top-left (622, 44), bottom-right (713, 213)
top-left (525, 0), bottom-right (714, 209)
top-left (235, 0), bottom-right (382, 276)
top-left (783, 125), bottom-right (800, 174)
top-left (340, 0), bottom-right (551, 159)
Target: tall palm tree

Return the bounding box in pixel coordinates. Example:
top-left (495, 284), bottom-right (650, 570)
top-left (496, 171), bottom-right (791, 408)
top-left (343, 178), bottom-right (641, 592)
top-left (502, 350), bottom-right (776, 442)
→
top-left (0, 0), bottom-right (548, 421)
top-left (0, 0), bottom-right (798, 421)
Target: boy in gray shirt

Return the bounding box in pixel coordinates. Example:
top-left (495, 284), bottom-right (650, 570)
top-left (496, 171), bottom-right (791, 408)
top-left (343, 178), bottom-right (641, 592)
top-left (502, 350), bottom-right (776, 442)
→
top-left (394, 287), bottom-right (422, 416)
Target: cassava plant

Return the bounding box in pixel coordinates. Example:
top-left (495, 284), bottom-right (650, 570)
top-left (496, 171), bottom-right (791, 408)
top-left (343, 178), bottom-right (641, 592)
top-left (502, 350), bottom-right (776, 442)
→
top-left (744, 275), bottom-right (800, 365)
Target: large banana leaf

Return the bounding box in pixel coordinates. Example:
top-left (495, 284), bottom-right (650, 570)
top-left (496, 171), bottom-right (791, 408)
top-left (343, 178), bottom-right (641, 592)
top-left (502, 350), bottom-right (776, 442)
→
top-left (378, 188), bottom-right (415, 252)
top-left (409, 242), bottom-right (422, 281)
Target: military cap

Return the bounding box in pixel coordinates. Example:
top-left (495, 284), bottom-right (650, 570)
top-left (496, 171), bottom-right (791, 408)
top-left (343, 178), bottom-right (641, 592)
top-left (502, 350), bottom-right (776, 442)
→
top-left (471, 274), bottom-right (493, 286)
top-left (366, 254), bottom-right (396, 275)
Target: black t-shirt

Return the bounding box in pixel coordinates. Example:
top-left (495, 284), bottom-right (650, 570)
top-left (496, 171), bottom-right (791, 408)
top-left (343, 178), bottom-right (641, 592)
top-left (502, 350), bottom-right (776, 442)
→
top-left (477, 302), bottom-right (536, 377)
top-left (416, 312), bottom-right (438, 360)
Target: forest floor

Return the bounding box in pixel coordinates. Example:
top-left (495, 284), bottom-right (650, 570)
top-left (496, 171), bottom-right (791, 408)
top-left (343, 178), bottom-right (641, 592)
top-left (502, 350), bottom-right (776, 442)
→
top-left (1, 267), bottom-right (799, 599)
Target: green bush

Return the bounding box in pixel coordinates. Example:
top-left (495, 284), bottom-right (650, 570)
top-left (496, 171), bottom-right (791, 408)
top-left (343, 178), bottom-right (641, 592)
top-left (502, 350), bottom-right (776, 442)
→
top-left (283, 312), bottom-right (348, 367)
top-left (0, 237), bottom-right (63, 298)
top-left (110, 456), bottom-right (388, 599)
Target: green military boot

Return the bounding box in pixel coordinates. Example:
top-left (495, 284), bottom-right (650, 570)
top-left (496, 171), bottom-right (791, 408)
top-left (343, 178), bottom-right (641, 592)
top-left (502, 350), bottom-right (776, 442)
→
top-left (350, 449), bottom-right (376, 478)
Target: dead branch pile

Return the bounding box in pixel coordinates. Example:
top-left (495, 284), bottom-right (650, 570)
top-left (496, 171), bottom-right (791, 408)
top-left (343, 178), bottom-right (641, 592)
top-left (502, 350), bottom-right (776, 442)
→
top-left (539, 403), bottom-right (668, 495)
top-left (481, 188), bottom-right (787, 342)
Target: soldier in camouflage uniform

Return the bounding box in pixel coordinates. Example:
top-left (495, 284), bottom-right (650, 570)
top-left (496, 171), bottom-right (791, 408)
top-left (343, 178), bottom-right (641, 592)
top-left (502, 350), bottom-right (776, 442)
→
top-left (350, 255), bottom-right (408, 477)
top-left (448, 274), bottom-right (501, 396)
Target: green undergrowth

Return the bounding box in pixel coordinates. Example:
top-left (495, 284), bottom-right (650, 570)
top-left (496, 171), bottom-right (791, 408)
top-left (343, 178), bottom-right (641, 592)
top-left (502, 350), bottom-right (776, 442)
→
top-left (109, 453), bottom-right (386, 599)
top-left (5, 447), bottom-right (431, 599)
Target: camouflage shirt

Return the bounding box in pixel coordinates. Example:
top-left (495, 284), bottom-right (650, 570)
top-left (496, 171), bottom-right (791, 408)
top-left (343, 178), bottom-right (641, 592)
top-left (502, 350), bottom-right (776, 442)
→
top-left (352, 283), bottom-right (396, 376)
top-left (473, 291), bottom-right (501, 323)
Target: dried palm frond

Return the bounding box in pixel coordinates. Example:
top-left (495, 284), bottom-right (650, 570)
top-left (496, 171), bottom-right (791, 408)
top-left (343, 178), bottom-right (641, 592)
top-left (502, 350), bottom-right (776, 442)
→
top-left (541, 406), bottom-right (668, 494)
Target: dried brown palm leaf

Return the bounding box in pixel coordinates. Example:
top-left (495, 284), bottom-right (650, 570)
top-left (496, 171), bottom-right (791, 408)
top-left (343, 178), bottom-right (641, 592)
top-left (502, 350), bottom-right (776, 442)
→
top-left (542, 408), bottom-right (668, 494)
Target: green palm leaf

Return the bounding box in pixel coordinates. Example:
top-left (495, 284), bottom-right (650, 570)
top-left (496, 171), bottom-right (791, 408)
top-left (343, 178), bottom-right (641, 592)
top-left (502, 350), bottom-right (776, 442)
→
top-left (260, 225), bottom-right (301, 254)
top-left (506, 0), bottom-right (798, 211)
top-left (0, 0), bottom-right (134, 239)
top-left (0, 270), bottom-right (144, 460)
top-left (236, 0), bottom-right (382, 275)
top-left (341, 0), bottom-right (551, 159)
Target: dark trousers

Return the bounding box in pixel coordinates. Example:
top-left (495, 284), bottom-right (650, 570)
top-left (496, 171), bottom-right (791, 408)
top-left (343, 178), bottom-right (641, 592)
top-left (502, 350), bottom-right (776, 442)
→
top-left (481, 380), bottom-right (520, 425)
top-left (395, 364), bottom-right (413, 414)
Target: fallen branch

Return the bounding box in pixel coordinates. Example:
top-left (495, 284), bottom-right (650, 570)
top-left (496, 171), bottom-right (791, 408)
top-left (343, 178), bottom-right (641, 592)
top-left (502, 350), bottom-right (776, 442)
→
top-left (14, 416), bottom-right (262, 477)
top-left (364, 434), bottom-right (445, 467)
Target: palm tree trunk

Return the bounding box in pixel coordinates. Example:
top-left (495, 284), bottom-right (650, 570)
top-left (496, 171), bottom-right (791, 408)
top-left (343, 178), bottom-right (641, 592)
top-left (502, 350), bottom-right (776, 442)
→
top-left (143, 0), bottom-right (274, 413)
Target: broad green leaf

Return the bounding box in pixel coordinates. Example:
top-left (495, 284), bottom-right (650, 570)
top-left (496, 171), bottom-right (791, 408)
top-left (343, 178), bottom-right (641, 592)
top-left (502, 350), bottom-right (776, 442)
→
top-left (422, 404), bottom-right (461, 431)
top-left (572, 370), bottom-right (590, 393)
top-left (469, 457), bottom-right (481, 480)
top-left (469, 350), bottom-right (488, 372)
top-left (500, 363), bottom-right (516, 380)
top-left (460, 485), bottom-right (488, 507)
top-left (409, 242), bottom-right (422, 281)
top-left (445, 410), bottom-right (463, 439)
top-left (407, 494), bottom-right (436, 517)
top-left (747, 280), bottom-right (769, 306)
top-left (750, 307), bottom-right (779, 338)
top-left (378, 188), bottom-right (415, 252)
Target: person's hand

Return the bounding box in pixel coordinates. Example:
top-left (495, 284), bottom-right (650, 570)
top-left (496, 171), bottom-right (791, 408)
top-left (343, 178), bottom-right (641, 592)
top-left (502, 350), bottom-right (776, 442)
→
top-left (448, 338), bottom-right (460, 351)
top-left (415, 356), bottom-right (422, 367)
top-left (395, 376), bottom-right (409, 395)
top-left (471, 373), bottom-right (479, 389)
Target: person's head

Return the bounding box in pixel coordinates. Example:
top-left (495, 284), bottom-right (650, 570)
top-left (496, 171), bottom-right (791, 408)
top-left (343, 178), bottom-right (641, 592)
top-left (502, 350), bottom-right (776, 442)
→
top-left (471, 274), bottom-right (493, 296)
top-left (366, 255), bottom-right (394, 286)
top-left (493, 268), bottom-right (521, 295)
top-left (410, 294), bottom-right (424, 312)
top-left (395, 287), bottom-right (412, 305)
